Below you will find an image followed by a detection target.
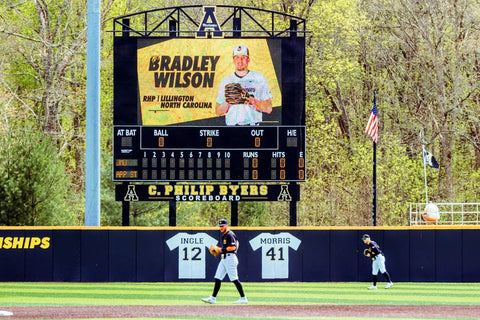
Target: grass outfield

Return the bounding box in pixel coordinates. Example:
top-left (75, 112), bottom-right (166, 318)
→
top-left (0, 282), bottom-right (479, 306)
top-left (0, 282), bottom-right (479, 319)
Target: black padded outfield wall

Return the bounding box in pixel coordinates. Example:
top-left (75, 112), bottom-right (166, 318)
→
top-left (0, 227), bottom-right (479, 282)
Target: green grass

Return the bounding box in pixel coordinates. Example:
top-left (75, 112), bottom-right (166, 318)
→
top-left (0, 282), bottom-right (479, 319)
top-left (0, 282), bottom-right (479, 306)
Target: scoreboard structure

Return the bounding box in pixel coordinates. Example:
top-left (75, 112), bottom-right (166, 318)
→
top-left (112, 5), bottom-right (306, 224)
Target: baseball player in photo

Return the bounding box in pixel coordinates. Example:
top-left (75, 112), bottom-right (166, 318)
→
top-left (216, 44), bottom-right (273, 126)
top-left (362, 234), bottom-right (394, 289)
top-left (202, 219), bottom-right (248, 304)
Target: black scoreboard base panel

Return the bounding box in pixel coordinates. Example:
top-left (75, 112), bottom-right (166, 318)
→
top-left (115, 183), bottom-right (300, 202)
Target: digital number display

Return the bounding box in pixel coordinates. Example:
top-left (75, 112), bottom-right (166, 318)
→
top-left (113, 126), bottom-right (305, 182)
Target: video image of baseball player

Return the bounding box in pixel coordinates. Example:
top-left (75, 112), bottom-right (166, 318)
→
top-left (201, 219), bottom-right (248, 304)
top-left (362, 234), bottom-right (394, 289)
top-left (216, 45), bottom-right (273, 126)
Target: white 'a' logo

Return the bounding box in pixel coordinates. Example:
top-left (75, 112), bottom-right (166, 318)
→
top-left (124, 185), bottom-right (139, 201)
top-left (196, 6), bottom-right (223, 38)
top-left (277, 185), bottom-right (292, 202)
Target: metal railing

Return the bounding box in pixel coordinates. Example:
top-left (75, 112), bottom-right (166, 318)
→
top-left (409, 203), bottom-right (480, 225)
top-left (112, 5), bottom-right (306, 38)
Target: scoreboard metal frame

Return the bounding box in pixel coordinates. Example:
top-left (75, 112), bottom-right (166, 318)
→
top-left (112, 5), bottom-right (306, 184)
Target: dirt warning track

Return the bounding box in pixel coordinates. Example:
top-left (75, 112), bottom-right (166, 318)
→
top-left (3, 305), bottom-right (480, 319)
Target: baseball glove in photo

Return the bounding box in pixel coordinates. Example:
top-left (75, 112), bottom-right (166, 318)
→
top-left (363, 248), bottom-right (372, 258)
top-left (224, 83), bottom-right (249, 104)
top-left (209, 244), bottom-right (222, 257)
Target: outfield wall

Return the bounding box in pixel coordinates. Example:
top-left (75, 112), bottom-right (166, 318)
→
top-left (0, 227), bottom-right (478, 282)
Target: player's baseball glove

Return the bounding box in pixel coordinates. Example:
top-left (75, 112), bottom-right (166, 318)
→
top-left (225, 83), bottom-right (249, 104)
top-left (363, 248), bottom-right (372, 258)
top-left (209, 244), bottom-right (222, 257)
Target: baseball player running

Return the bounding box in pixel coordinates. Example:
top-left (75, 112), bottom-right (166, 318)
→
top-left (202, 219), bottom-right (248, 304)
top-left (216, 44), bottom-right (272, 126)
top-left (362, 234), bottom-right (393, 289)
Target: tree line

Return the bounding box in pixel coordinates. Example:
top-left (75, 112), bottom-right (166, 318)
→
top-left (0, 0), bottom-right (479, 226)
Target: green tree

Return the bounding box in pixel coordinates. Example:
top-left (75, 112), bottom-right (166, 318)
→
top-left (0, 130), bottom-right (76, 225)
top-left (363, 0), bottom-right (480, 201)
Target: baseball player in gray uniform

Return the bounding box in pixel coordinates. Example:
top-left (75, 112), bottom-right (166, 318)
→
top-left (216, 45), bottom-right (273, 125)
top-left (202, 219), bottom-right (248, 304)
top-left (362, 234), bottom-right (393, 289)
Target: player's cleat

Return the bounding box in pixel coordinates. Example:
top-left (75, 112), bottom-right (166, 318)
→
top-left (201, 296), bottom-right (216, 304)
top-left (367, 285), bottom-right (377, 290)
top-left (234, 296), bottom-right (248, 304)
top-left (385, 282), bottom-right (393, 289)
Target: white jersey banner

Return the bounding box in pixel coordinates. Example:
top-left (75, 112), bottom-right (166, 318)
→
top-left (166, 232), bottom-right (217, 279)
top-left (249, 232), bottom-right (301, 279)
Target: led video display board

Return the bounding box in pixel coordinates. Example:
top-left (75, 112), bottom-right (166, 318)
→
top-left (113, 36), bottom-right (305, 182)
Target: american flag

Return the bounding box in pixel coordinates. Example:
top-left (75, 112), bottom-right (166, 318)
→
top-left (365, 93), bottom-right (378, 143)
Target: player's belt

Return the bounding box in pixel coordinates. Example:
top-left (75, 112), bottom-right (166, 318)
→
top-left (221, 253), bottom-right (236, 259)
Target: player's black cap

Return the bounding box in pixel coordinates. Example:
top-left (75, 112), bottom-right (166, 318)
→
top-left (361, 234), bottom-right (370, 240)
top-left (218, 219), bottom-right (228, 226)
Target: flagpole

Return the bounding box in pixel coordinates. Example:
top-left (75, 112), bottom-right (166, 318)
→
top-left (365, 90), bottom-right (378, 226)
top-left (422, 145), bottom-right (429, 203)
top-left (372, 140), bottom-right (377, 226)
top-left (371, 90), bottom-right (377, 226)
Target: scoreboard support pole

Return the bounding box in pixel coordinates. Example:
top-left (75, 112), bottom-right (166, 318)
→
top-left (121, 182), bottom-right (130, 226)
top-left (169, 200), bottom-right (177, 226)
top-left (231, 202), bottom-right (238, 226)
top-left (289, 200), bottom-right (297, 226)
top-left (230, 182), bottom-right (238, 226)
top-left (289, 182), bottom-right (298, 226)
top-left (169, 182), bottom-right (176, 226)
top-left (122, 201), bottom-right (130, 226)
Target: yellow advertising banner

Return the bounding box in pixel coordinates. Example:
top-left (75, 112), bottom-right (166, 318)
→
top-left (137, 38), bottom-right (282, 125)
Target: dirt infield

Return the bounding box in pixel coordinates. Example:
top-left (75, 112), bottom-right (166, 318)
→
top-left (3, 305), bottom-right (480, 319)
